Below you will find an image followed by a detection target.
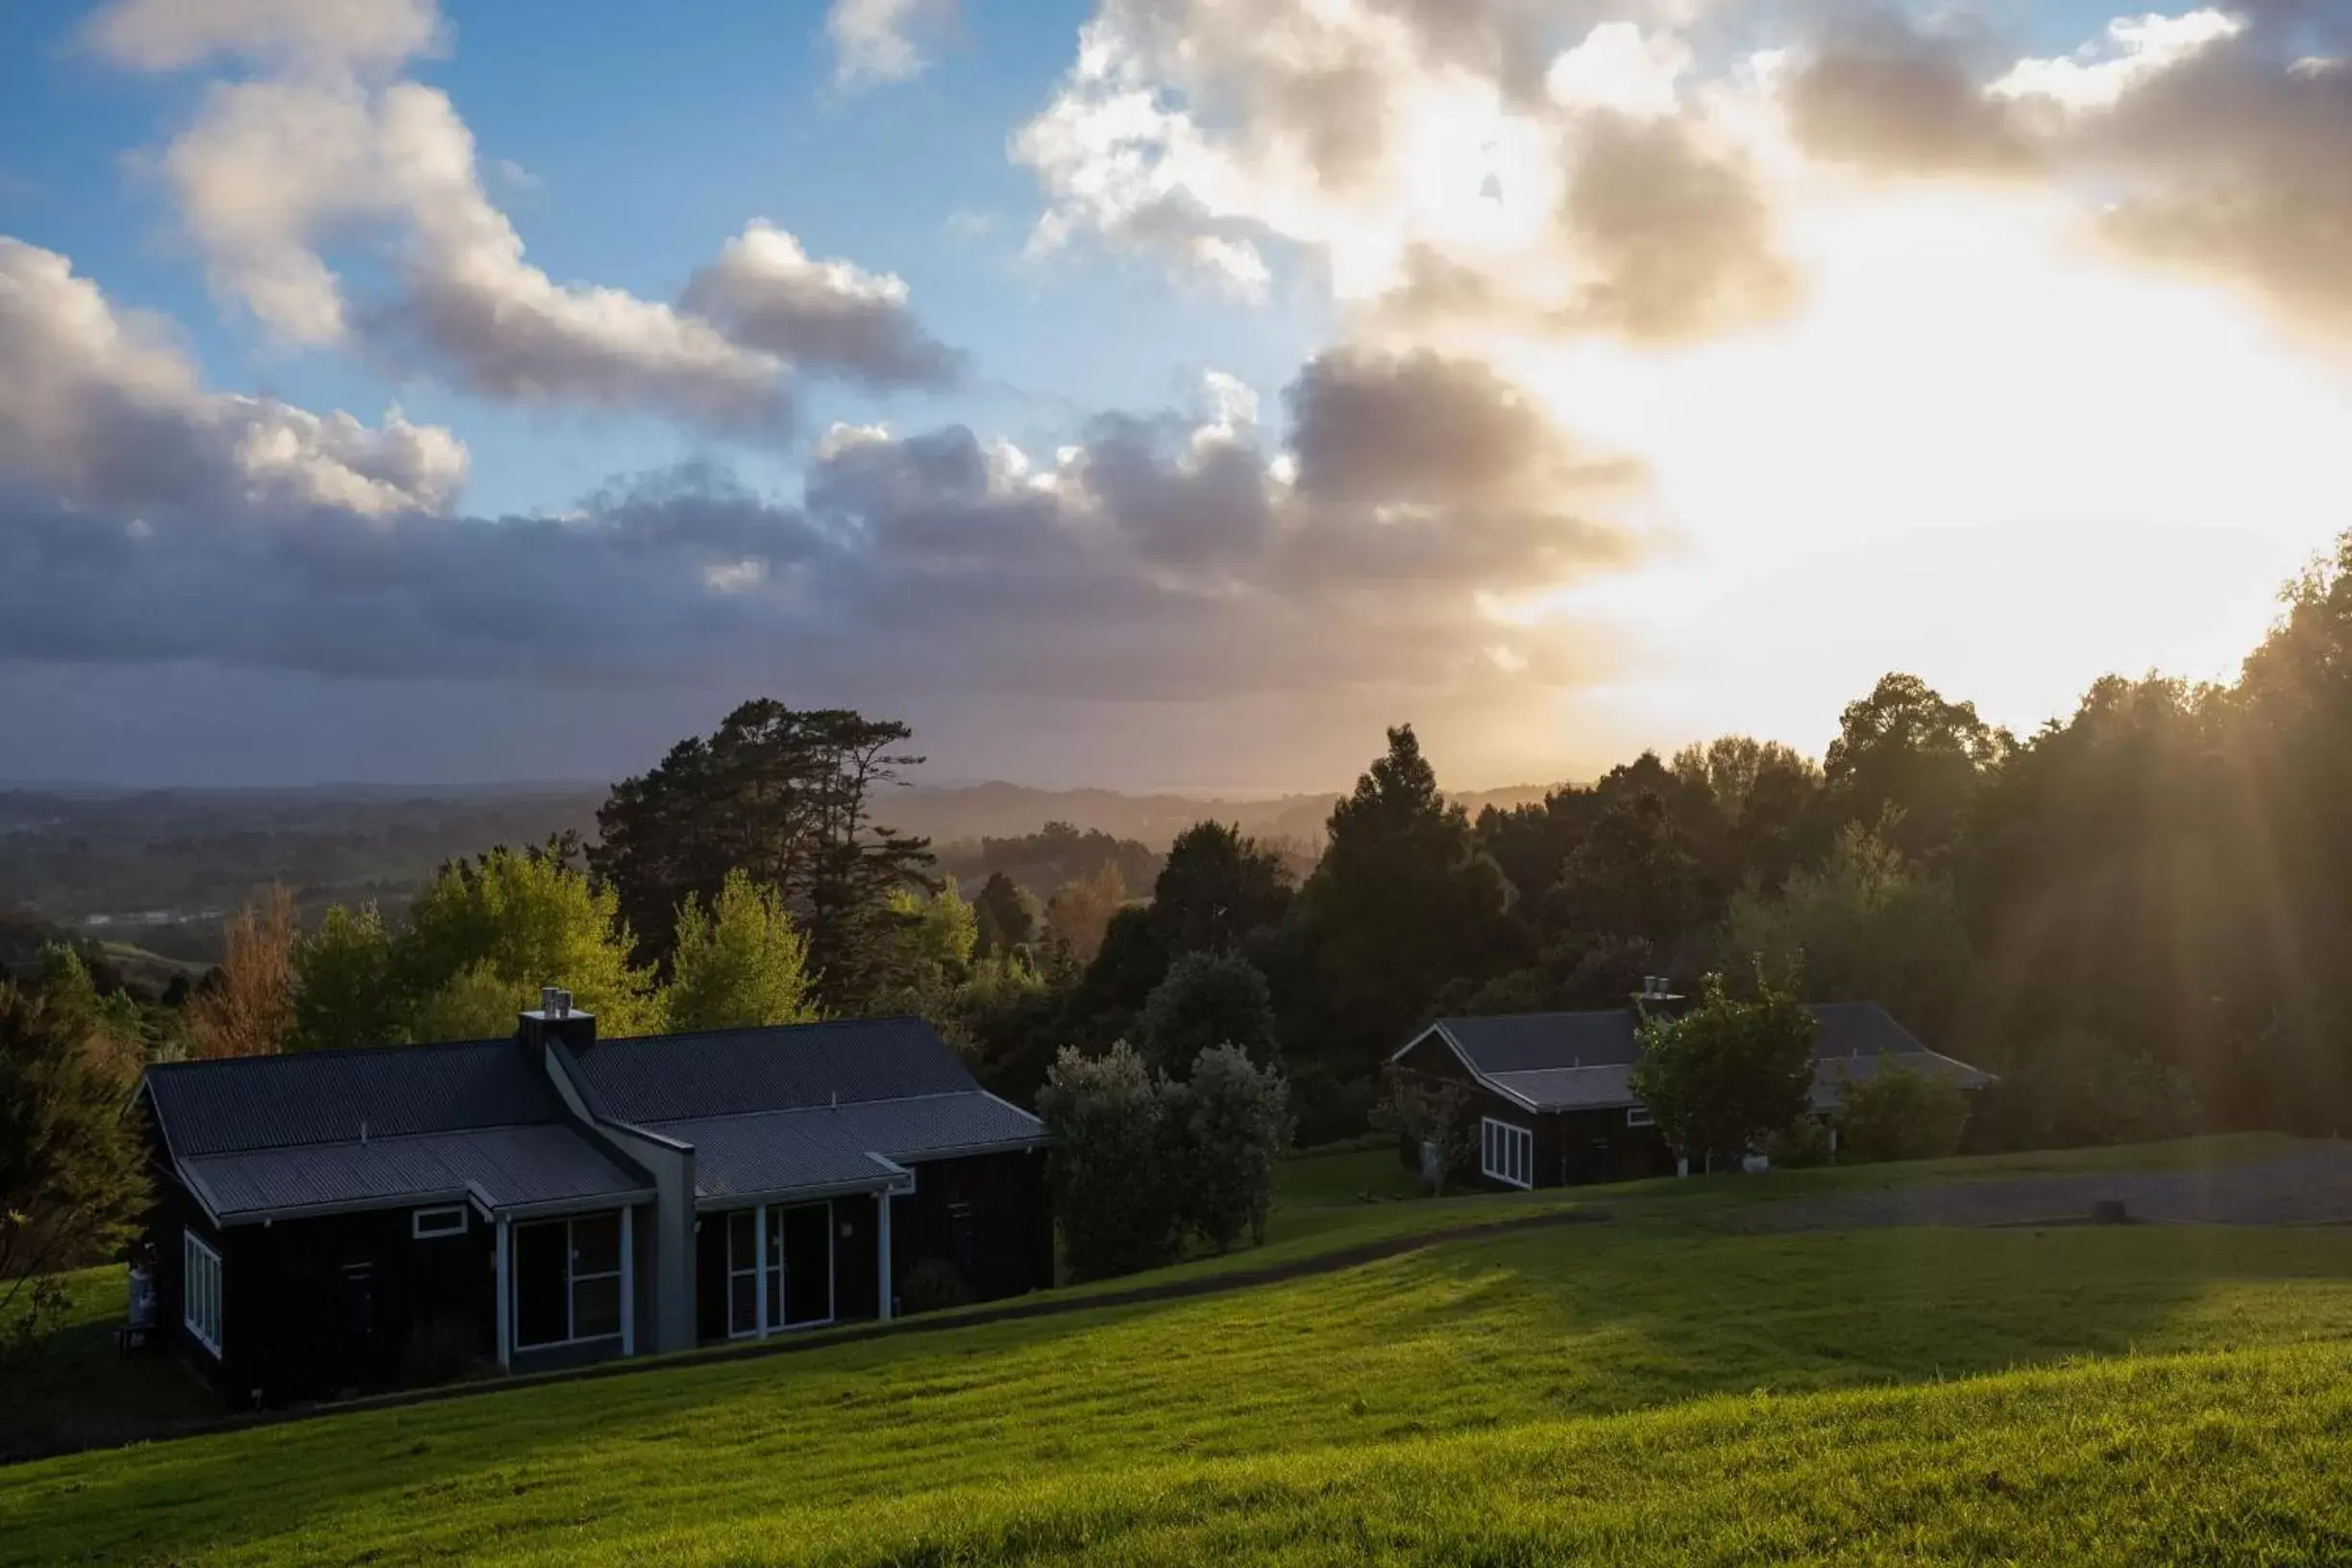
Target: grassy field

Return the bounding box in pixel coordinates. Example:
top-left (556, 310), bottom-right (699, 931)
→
top-left (7, 1138), bottom-right (2351, 1565)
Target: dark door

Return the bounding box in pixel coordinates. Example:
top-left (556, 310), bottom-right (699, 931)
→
top-left (338, 1262), bottom-right (379, 1384)
top-left (779, 1203), bottom-right (832, 1326)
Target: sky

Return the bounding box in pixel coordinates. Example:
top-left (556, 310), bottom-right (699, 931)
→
top-left (1, 0), bottom-right (2349, 792)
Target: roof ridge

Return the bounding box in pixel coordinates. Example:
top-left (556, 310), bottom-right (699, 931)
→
top-left (147, 1035), bottom-right (513, 1072)
top-left (642, 1088), bottom-right (998, 1130)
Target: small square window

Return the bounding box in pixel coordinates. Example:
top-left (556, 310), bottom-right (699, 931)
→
top-left (412, 1205), bottom-right (469, 1239)
top-left (1626, 1106), bottom-right (1655, 1129)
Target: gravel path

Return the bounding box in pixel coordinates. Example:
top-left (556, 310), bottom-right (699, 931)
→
top-left (1738, 1144), bottom-right (2352, 1232)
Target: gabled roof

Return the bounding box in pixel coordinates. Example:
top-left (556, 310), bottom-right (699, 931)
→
top-left (142, 1038), bottom-right (651, 1224)
top-left (568, 1016), bottom-right (981, 1123)
top-left (567, 1016), bottom-right (1046, 1206)
top-left (145, 1037), bottom-right (560, 1157)
top-left (1399, 1002), bottom-right (1990, 1115)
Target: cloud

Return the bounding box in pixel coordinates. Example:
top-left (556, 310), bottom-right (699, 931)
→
top-left (680, 222), bottom-right (963, 388)
top-left (83, 0), bottom-right (442, 75)
top-left (0, 236), bottom-right (464, 518)
top-left (0, 249), bottom-right (1647, 709)
top-left (827, 0), bottom-right (954, 88)
top-left (1014, 2), bottom-right (1798, 341)
top-left (1779, 4), bottom-right (2352, 334)
top-left (97, 0), bottom-right (957, 436)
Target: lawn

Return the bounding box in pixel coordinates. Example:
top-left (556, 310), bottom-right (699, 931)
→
top-left (7, 1136), bottom-right (2352, 1565)
top-left (1, 1266), bottom-right (217, 1461)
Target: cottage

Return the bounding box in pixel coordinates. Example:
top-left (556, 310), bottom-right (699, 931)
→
top-left (1391, 992), bottom-right (1991, 1188)
top-left (136, 998), bottom-right (1051, 1405)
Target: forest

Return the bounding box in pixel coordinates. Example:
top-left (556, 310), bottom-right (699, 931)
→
top-left (23, 535), bottom-right (2352, 1164)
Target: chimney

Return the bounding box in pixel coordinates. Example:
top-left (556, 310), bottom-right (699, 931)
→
top-left (1630, 974), bottom-right (1688, 1017)
top-left (518, 987), bottom-right (597, 1055)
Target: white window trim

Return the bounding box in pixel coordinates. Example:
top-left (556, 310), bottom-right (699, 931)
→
top-left (412, 1204), bottom-right (469, 1239)
top-left (1480, 1116), bottom-right (1533, 1189)
top-left (725, 1200), bottom-right (838, 1339)
top-left (513, 1213), bottom-right (625, 1352)
top-left (1626, 1105), bottom-right (1655, 1128)
top-left (183, 1229), bottom-right (223, 1358)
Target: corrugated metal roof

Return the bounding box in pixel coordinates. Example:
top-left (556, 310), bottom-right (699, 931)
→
top-left (1487, 1063), bottom-right (1637, 1110)
top-left (658, 1090), bottom-right (1045, 1203)
top-left (571, 1016), bottom-right (981, 1123)
top-left (180, 1122), bottom-right (651, 1221)
top-left (1433, 1002), bottom-right (1987, 1113)
top-left (1440, 1012), bottom-right (1640, 1073)
top-left (145, 1037), bottom-right (561, 1157)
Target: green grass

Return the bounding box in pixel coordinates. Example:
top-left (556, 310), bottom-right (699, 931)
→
top-left (8, 1136), bottom-right (2352, 1565)
top-left (2, 1266), bottom-right (215, 1458)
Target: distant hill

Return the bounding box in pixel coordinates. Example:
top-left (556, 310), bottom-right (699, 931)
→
top-left (0, 778), bottom-right (1571, 959)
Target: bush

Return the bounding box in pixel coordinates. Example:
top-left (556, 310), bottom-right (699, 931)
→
top-left (1835, 1061), bottom-right (1972, 1163)
top-left (897, 1258), bottom-right (974, 1314)
top-left (1765, 1115), bottom-right (1835, 1169)
top-left (1967, 1029), bottom-right (2201, 1152)
top-left (1139, 952), bottom-right (1278, 1077)
top-left (399, 1313), bottom-right (486, 1388)
top-left (1037, 1043), bottom-right (1182, 1280)
top-left (1165, 1045), bottom-right (1292, 1250)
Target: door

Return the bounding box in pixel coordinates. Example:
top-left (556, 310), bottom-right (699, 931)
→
top-left (338, 1262), bottom-right (379, 1384)
top-left (777, 1203), bottom-right (832, 1328)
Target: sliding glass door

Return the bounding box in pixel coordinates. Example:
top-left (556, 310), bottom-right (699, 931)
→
top-left (725, 1200), bottom-right (834, 1337)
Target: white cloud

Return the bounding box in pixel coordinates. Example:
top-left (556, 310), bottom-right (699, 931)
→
top-left (0, 235), bottom-right (464, 517)
top-left (827, 0), bottom-right (952, 89)
top-left (1991, 11), bottom-right (2244, 111)
top-left (84, 0), bottom-right (443, 75)
top-left (105, 0), bottom-right (955, 436)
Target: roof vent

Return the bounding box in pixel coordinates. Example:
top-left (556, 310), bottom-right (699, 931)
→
top-left (542, 987), bottom-right (572, 1018)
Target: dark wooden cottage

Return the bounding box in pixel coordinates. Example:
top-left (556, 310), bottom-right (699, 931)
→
top-left (1390, 999), bottom-right (1991, 1189)
top-left (136, 1001), bottom-right (1050, 1405)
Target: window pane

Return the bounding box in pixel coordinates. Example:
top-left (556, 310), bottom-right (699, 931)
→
top-left (572, 1213), bottom-right (622, 1277)
top-left (514, 1222), bottom-right (571, 1347)
top-left (729, 1209), bottom-right (754, 1265)
top-left (782, 1203), bottom-right (832, 1325)
top-left (573, 1274), bottom-right (622, 1339)
top-left (728, 1272), bottom-right (756, 1336)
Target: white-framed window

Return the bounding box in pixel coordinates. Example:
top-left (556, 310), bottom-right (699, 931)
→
top-left (1481, 1116), bottom-right (1534, 1189)
top-left (183, 1229), bottom-right (223, 1358)
top-left (1626, 1105), bottom-right (1655, 1128)
top-left (412, 1205), bottom-right (469, 1239)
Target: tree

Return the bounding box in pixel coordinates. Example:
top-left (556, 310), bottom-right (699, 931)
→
top-left (591, 702), bottom-right (936, 1011)
top-left (186, 885), bottom-right (298, 1059)
top-left (1044, 863), bottom-right (1124, 966)
top-left (399, 845), bottom-right (656, 1038)
top-left (972, 871), bottom-right (1041, 958)
top-left (1719, 822), bottom-right (1971, 1043)
top-left (1550, 791), bottom-right (1712, 948)
top-left (1036, 1043), bottom-right (1180, 1280)
top-left (1368, 1062), bottom-right (1479, 1194)
top-left (664, 870), bottom-right (818, 1033)
top-left (1824, 673), bottom-right (2007, 864)
top-left (1138, 950), bottom-right (1279, 1076)
top-left (291, 904), bottom-right (400, 1052)
top-left (1149, 822), bottom-right (1294, 958)
top-left (1164, 1044), bottom-right (1291, 1250)
top-left (1833, 1061), bottom-right (1972, 1163)
top-left (1291, 725), bottom-right (1525, 1081)
top-left (1, 979), bottom-right (150, 1349)
top-left (1629, 969), bottom-right (1817, 1169)
top-left (1967, 1028), bottom-right (2201, 1151)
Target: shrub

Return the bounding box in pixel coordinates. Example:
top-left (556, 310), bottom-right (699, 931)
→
top-left (1835, 1061), bottom-right (1972, 1163)
top-left (1138, 951), bottom-right (1278, 1077)
top-left (1037, 1043), bottom-right (1181, 1280)
top-left (1765, 1115), bottom-right (1835, 1169)
top-left (1629, 968), bottom-right (1817, 1168)
top-left (1165, 1044), bottom-right (1292, 1250)
top-left (897, 1258), bottom-right (974, 1314)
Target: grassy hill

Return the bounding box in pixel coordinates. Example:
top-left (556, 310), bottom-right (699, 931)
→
top-left (8, 1142), bottom-right (2352, 1565)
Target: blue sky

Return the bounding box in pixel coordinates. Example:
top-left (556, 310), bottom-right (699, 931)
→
top-left (1, 0), bottom-right (2346, 791)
